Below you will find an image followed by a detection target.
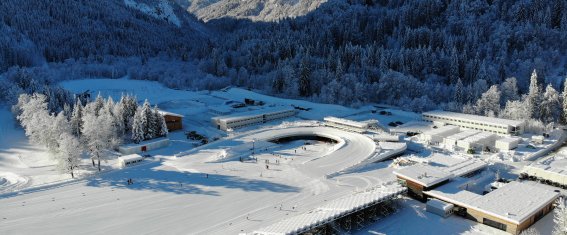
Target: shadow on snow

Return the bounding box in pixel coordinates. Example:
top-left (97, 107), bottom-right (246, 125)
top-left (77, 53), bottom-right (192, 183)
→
top-left (86, 162), bottom-right (299, 196)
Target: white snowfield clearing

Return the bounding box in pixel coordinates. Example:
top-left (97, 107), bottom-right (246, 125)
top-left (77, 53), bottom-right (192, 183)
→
top-left (0, 126), bottom-right (397, 235)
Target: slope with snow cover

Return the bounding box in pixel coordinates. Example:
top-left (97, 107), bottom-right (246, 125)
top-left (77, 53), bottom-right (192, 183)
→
top-left (187, 0), bottom-right (327, 22)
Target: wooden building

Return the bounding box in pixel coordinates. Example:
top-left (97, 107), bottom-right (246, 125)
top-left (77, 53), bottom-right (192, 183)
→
top-left (158, 111), bottom-right (183, 131)
top-left (394, 165), bottom-right (453, 201)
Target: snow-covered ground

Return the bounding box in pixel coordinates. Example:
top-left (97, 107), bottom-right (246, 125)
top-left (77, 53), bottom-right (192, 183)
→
top-left (0, 125), bottom-right (392, 234)
top-left (0, 78), bottom-right (561, 234)
top-left (0, 106), bottom-right (122, 193)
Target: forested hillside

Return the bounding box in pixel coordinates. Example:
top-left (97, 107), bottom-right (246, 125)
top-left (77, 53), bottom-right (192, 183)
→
top-left (1, 0), bottom-right (566, 124)
top-left (0, 0), bottom-right (209, 71)
top-left (202, 0), bottom-right (566, 108)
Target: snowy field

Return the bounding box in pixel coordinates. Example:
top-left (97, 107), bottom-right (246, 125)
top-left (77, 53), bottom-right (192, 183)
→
top-left (0, 78), bottom-right (552, 234)
top-left (0, 125), bottom-right (395, 234)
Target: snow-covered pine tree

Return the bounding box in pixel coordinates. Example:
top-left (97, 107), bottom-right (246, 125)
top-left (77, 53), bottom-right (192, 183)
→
top-left (63, 103), bottom-right (71, 119)
top-left (554, 197), bottom-right (567, 235)
top-left (120, 94), bottom-right (138, 132)
top-left (454, 78), bottom-right (465, 105)
top-left (131, 108), bottom-right (144, 144)
top-left (93, 93), bottom-right (105, 116)
top-left (103, 96), bottom-right (124, 140)
top-left (153, 106), bottom-right (168, 137)
top-left (500, 100), bottom-right (530, 121)
top-left (474, 85), bottom-right (501, 117)
top-left (70, 99), bottom-right (83, 137)
top-left (56, 133), bottom-right (82, 178)
top-left (562, 78), bottom-right (567, 124)
top-left (526, 69), bottom-right (542, 120)
top-left (147, 105), bottom-right (159, 139)
top-left (82, 102), bottom-right (116, 171)
top-left (449, 46), bottom-right (459, 84)
top-left (540, 84), bottom-right (561, 123)
top-left (112, 98), bottom-right (125, 137)
top-left (140, 99), bottom-right (154, 140)
top-left (15, 93), bottom-right (51, 147)
top-left (47, 111), bottom-right (71, 154)
top-left (298, 56), bottom-right (311, 97)
top-left (335, 58), bottom-right (344, 81)
top-left (501, 77), bottom-right (520, 105)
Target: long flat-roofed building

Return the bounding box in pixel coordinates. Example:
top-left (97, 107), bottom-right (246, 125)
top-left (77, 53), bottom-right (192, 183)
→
top-left (444, 130), bottom-right (479, 148)
top-left (456, 132), bottom-right (498, 151)
top-left (422, 110), bottom-right (525, 136)
top-left (394, 165), bottom-right (454, 200)
top-left (324, 116), bottom-right (378, 133)
top-left (421, 125), bottom-right (460, 144)
top-left (522, 158), bottom-right (567, 186)
top-left (425, 181), bottom-right (559, 234)
top-left (212, 107), bottom-right (297, 131)
top-left (394, 158), bottom-right (487, 200)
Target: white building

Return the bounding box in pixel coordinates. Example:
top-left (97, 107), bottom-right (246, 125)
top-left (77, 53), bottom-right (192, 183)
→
top-left (212, 107), bottom-right (297, 131)
top-left (456, 132), bottom-right (497, 151)
top-left (495, 137), bottom-right (521, 151)
top-left (531, 135), bottom-right (544, 144)
top-left (324, 116), bottom-right (378, 133)
top-left (372, 133), bottom-right (401, 142)
top-left (523, 161), bottom-right (567, 185)
top-left (118, 138), bottom-right (170, 155)
top-left (426, 199), bottom-right (454, 218)
top-left (443, 130), bottom-right (479, 149)
top-left (208, 105), bottom-right (232, 116)
top-left (421, 125), bottom-right (460, 145)
top-left (117, 154), bottom-right (144, 168)
top-left (422, 110), bottom-right (525, 136)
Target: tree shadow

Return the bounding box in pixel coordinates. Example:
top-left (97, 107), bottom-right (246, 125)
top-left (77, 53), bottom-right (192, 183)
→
top-left (86, 162), bottom-right (299, 195)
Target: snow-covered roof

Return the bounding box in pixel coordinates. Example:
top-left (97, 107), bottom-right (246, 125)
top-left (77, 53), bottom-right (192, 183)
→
top-left (459, 132), bottom-right (496, 144)
top-left (423, 125), bottom-right (460, 136)
top-left (426, 181), bottom-right (559, 224)
top-left (524, 158), bottom-right (567, 183)
top-left (495, 137), bottom-right (521, 144)
top-left (427, 198), bottom-right (454, 211)
top-left (119, 154), bottom-right (143, 161)
top-left (212, 107), bottom-right (296, 123)
top-left (208, 105), bottom-right (232, 113)
top-left (445, 130), bottom-right (479, 141)
top-left (442, 159), bottom-right (487, 177)
top-left (372, 133), bottom-right (401, 142)
top-left (157, 110), bottom-right (184, 118)
top-left (253, 185), bottom-right (406, 235)
top-left (423, 110), bottom-right (525, 127)
top-left (324, 116), bottom-right (378, 129)
top-left (120, 137), bottom-right (170, 148)
top-left (394, 165), bottom-right (453, 187)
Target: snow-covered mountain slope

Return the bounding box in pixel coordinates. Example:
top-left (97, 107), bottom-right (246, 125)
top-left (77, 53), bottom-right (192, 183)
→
top-left (185, 0), bottom-right (328, 22)
top-left (124, 0), bottom-right (182, 27)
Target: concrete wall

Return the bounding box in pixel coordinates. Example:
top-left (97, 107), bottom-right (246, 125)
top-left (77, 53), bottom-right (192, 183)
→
top-left (118, 138), bottom-right (170, 155)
